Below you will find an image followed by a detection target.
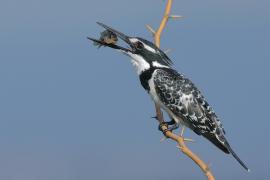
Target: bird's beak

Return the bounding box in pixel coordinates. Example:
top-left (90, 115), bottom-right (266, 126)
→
top-left (88, 22), bottom-right (133, 52)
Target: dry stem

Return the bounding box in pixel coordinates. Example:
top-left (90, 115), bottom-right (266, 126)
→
top-left (148, 0), bottom-right (215, 179)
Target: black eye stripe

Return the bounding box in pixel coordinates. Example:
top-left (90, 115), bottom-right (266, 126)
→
top-left (135, 41), bottom-right (144, 49)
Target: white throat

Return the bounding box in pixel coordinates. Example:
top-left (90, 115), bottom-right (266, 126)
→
top-left (126, 52), bottom-right (150, 74)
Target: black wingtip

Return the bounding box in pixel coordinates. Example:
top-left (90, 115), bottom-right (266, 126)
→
top-left (225, 142), bottom-right (250, 172)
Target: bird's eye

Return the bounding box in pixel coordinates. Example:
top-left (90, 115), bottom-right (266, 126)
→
top-left (135, 41), bottom-right (144, 50)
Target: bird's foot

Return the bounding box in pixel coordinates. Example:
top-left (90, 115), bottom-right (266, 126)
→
top-left (158, 120), bottom-right (179, 135)
top-left (158, 122), bottom-right (169, 135)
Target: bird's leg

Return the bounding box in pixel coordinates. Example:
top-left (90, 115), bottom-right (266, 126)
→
top-left (166, 117), bottom-right (180, 131)
top-left (167, 119), bottom-right (175, 125)
top-left (167, 122), bottom-right (180, 131)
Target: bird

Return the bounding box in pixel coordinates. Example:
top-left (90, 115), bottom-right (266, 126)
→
top-left (88, 22), bottom-right (250, 172)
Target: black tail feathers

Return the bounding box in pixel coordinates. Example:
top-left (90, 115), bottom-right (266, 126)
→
top-left (203, 133), bottom-right (230, 154)
top-left (224, 141), bottom-right (250, 172)
top-left (203, 133), bottom-right (250, 172)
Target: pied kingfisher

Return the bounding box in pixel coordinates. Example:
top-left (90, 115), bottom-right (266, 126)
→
top-left (88, 22), bottom-right (249, 171)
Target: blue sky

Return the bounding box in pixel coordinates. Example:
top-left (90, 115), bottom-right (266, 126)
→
top-left (0, 0), bottom-right (269, 179)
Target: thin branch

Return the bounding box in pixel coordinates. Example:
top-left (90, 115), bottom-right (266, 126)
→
top-left (169, 15), bottom-right (184, 19)
top-left (154, 0), bottom-right (172, 47)
top-left (184, 138), bottom-right (195, 143)
top-left (146, 24), bottom-right (156, 36)
top-left (150, 1), bottom-right (215, 179)
top-left (160, 126), bottom-right (215, 180)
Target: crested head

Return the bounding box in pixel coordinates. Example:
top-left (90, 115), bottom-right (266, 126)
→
top-left (124, 37), bottom-right (173, 74)
top-left (89, 22), bottom-right (173, 74)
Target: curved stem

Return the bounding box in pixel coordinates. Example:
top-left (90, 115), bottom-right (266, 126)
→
top-left (160, 125), bottom-right (215, 180)
top-left (151, 1), bottom-right (215, 179)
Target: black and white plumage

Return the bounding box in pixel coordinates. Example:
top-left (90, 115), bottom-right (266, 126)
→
top-left (88, 22), bottom-right (249, 172)
top-left (150, 68), bottom-right (227, 151)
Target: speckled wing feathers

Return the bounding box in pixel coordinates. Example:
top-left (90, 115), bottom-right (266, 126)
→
top-left (153, 68), bottom-right (228, 153)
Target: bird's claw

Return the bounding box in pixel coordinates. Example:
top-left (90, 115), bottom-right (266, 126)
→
top-left (158, 122), bottom-right (169, 135)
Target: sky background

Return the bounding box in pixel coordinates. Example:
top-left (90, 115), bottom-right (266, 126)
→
top-left (0, 0), bottom-right (269, 179)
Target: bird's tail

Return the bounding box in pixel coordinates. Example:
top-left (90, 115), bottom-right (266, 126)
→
top-left (203, 132), bottom-right (250, 172)
top-left (224, 140), bottom-right (250, 172)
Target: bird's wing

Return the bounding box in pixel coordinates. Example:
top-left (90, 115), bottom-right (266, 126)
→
top-left (153, 68), bottom-right (228, 153)
top-left (153, 68), bottom-right (250, 171)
